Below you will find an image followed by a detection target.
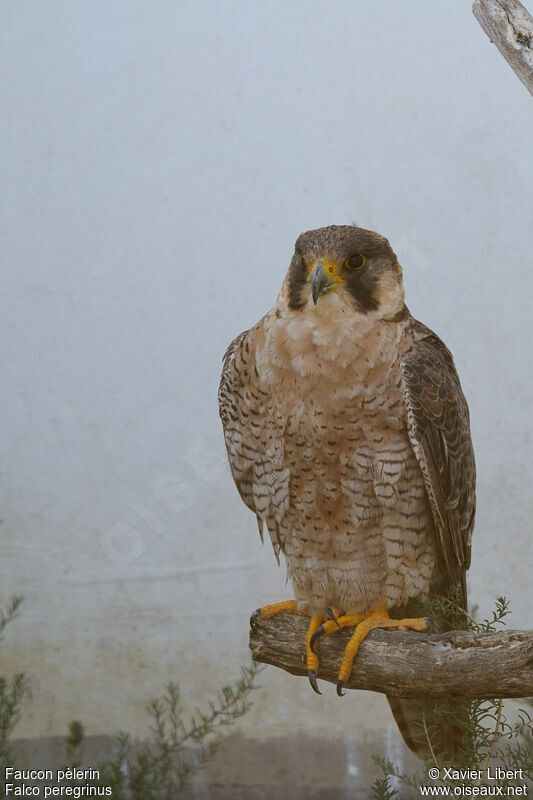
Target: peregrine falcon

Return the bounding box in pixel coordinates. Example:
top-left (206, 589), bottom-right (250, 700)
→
top-left (218, 225), bottom-right (475, 759)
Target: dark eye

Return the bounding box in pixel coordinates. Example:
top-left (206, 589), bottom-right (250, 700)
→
top-left (345, 252), bottom-right (367, 271)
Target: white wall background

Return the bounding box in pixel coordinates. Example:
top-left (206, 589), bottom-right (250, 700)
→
top-left (1, 0), bottom-right (532, 752)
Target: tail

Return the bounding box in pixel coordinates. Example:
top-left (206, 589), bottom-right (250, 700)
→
top-left (387, 695), bottom-right (471, 765)
top-left (388, 582), bottom-right (472, 765)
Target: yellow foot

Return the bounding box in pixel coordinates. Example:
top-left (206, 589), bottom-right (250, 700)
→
top-left (311, 603), bottom-right (430, 696)
top-left (305, 616), bottom-right (324, 695)
top-left (249, 599), bottom-right (308, 628)
top-left (310, 612), bottom-right (366, 655)
top-left (249, 601), bottom-right (327, 695)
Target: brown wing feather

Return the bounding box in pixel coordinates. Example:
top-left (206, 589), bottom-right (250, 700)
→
top-left (400, 320), bottom-right (476, 595)
top-left (218, 329), bottom-right (253, 507)
top-left (218, 325), bottom-right (287, 565)
top-left (393, 322), bottom-right (476, 764)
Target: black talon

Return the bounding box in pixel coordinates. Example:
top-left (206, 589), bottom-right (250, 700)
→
top-left (308, 669), bottom-right (322, 695)
top-left (250, 609), bottom-right (262, 629)
top-left (326, 607), bottom-right (342, 629)
top-left (424, 616), bottom-right (434, 633)
top-left (310, 624), bottom-right (325, 654)
top-left (336, 679), bottom-right (345, 697)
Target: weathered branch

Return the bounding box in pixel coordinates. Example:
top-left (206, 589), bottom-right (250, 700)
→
top-left (473, 0), bottom-right (533, 95)
top-left (249, 612), bottom-right (533, 698)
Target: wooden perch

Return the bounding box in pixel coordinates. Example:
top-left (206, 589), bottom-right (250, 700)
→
top-left (249, 612), bottom-right (533, 699)
top-left (473, 0), bottom-right (533, 95)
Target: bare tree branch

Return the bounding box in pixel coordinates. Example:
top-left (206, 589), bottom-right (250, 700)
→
top-left (473, 0), bottom-right (533, 95)
top-left (249, 612), bottom-right (533, 698)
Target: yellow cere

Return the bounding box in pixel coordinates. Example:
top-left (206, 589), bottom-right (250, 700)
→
top-left (308, 259), bottom-right (346, 286)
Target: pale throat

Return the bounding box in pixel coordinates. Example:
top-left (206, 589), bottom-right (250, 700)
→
top-left (260, 288), bottom-right (404, 384)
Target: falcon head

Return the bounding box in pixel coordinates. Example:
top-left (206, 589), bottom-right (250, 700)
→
top-left (284, 225), bottom-right (405, 319)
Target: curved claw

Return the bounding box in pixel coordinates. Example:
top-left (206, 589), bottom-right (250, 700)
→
top-left (424, 616), bottom-right (434, 633)
top-left (308, 669), bottom-right (322, 695)
top-left (326, 607), bottom-right (342, 629)
top-left (336, 679), bottom-right (345, 697)
top-left (310, 624), bottom-right (325, 654)
top-left (250, 608), bottom-right (261, 629)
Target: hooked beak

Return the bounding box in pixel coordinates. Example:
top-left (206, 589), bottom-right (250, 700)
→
top-left (310, 259), bottom-right (337, 305)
